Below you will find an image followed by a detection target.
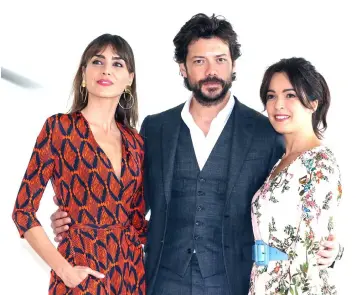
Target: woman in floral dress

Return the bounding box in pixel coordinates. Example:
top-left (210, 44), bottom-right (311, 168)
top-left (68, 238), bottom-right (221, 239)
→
top-left (249, 57), bottom-right (342, 295)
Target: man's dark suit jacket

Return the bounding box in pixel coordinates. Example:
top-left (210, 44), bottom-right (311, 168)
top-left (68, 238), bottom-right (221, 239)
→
top-left (140, 99), bottom-right (284, 295)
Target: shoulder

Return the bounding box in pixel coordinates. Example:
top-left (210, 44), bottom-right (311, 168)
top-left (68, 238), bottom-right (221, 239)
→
top-left (302, 146), bottom-right (340, 177)
top-left (35, 114), bottom-right (72, 146)
top-left (41, 113), bottom-right (68, 130)
top-left (300, 146), bottom-right (342, 210)
top-left (235, 100), bottom-right (276, 136)
top-left (42, 112), bottom-right (82, 135)
top-left (298, 146), bottom-right (342, 203)
top-left (139, 103), bottom-right (184, 139)
top-left (142, 103), bottom-right (184, 126)
top-left (234, 100), bottom-right (284, 155)
top-left (44, 112), bottom-right (78, 125)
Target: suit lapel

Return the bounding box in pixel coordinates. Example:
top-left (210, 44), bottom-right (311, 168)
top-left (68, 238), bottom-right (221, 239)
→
top-left (161, 106), bottom-right (182, 203)
top-left (225, 100), bottom-right (256, 200)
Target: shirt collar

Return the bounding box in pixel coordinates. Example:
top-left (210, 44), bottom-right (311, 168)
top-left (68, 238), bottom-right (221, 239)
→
top-left (181, 92), bottom-right (235, 127)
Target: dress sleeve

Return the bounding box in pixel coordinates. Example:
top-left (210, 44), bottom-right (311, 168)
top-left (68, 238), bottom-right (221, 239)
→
top-left (12, 116), bottom-right (56, 238)
top-left (130, 181), bottom-right (148, 244)
top-left (129, 138), bottom-right (148, 244)
top-left (286, 149), bottom-right (342, 294)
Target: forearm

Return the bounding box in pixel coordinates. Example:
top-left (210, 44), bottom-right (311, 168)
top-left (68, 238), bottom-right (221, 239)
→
top-left (24, 226), bottom-right (71, 277)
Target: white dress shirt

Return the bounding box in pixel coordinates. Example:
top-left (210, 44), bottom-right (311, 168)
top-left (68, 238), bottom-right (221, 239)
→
top-left (181, 94), bottom-right (235, 171)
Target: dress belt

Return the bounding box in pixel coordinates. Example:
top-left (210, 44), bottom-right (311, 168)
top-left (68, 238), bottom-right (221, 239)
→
top-left (252, 240), bottom-right (288, 266)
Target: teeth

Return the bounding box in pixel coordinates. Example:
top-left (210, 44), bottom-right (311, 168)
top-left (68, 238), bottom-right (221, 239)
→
top-left (276, 115), bottom-right (289, 119)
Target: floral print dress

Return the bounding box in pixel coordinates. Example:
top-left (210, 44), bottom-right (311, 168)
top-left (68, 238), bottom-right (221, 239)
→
top-left (249, 146), bottom-right (342, 295)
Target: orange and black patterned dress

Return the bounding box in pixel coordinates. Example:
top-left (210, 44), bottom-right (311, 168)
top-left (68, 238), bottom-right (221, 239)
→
top-left (12, 112), bottom-right (148, 295)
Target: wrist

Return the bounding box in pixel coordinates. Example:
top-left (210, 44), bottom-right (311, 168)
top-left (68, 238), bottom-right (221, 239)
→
top-left (54, 261), bottom-right (73, 278)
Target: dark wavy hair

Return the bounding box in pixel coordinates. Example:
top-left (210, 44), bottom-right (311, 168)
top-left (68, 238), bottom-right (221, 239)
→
top-left (260, 57), bottom-right (331, 139)
top-left (173, 13), bottom-right (241, 77)
top-left (70, 34), bottom-right (138, 128)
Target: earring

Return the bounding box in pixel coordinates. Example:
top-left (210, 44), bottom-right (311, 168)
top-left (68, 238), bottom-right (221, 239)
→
top-left (118, 85), bottom-right (135, 110)
top-left (80, 78), bottom-right (87, 103)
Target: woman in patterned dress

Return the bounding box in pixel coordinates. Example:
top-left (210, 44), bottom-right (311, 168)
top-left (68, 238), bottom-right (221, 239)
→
top-left (12, 34), bottom-right (148, 295)
top-left (249, 57), bottom-right (342, 295)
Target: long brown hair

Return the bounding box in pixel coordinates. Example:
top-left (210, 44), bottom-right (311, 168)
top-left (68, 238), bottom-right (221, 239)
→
top-left (70, 34), bottom-right (138, 128)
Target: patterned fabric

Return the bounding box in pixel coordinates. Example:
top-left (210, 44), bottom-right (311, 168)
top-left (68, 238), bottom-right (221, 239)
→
top-left (12, 112), bottom-right (147, 295)
top-left (249, 146), bottom-right (342, 295)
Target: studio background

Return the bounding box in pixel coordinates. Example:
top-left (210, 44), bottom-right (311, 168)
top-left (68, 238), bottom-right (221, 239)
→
top-left (1, 1), bottom-right (359, 293)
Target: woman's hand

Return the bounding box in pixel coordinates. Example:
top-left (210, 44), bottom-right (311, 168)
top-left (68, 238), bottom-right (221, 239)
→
top-left (59, 265), bottom-right (105, 288)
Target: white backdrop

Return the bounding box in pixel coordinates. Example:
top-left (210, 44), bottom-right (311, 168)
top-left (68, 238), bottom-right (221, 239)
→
top-left (1, 0), bottom-right (360, 293)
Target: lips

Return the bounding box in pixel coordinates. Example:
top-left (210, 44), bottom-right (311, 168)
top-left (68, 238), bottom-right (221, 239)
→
top-left (97, 79), bottom-right (113, 86)
top-left (274, 115), bottom-right (290, 122)
top-left (203, 82), bottom-right (221, 89)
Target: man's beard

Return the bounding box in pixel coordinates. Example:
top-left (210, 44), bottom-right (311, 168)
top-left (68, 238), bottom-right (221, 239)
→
top-left (185, 75), bottom-right (232, 106)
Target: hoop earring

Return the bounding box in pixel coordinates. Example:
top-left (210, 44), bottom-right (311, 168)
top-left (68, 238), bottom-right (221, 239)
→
top-left (118, 85), bottom-right (134, 110)
top-left (80, 77), bottom-right (88, 103)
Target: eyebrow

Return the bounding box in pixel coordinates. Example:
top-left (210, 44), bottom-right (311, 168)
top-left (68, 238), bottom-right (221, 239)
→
top-left (191, 54), bottom-right (228, 59)
top-left (94, 54), bottom-right (122, 60)
top-left (267, 88), bottom-right (295, 93)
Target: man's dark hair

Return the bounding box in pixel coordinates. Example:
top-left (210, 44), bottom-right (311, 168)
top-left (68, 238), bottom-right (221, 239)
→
top-left (173, 13), bottom-right (241, 66)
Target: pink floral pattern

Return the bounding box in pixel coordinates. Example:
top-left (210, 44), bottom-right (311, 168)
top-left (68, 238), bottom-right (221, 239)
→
top-left (249, 146), bottom-right (342, 295)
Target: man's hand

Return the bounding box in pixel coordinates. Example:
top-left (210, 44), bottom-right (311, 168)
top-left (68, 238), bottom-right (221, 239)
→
top-left (317, 234), bottom-right (340, 269)
top-left (51, 196), bottom-right (71, 242)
